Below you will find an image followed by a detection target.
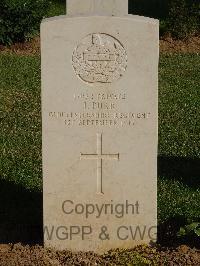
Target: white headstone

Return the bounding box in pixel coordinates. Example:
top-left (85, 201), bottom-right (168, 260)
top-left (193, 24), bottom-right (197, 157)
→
top-left (67, 0), bottom-right (128, 16)
top-left (42, 0), bottom-right (159, 254)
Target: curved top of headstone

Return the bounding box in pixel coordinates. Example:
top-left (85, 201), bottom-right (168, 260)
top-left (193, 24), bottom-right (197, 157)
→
top-left (67, 0), bottom-right (128, 16)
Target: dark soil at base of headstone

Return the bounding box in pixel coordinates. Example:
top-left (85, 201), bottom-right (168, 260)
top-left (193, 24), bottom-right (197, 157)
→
top-left (0, 243), bottom-right (200, 265)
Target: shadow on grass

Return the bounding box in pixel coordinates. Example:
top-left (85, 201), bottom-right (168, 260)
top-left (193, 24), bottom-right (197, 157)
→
top-left (158, 215), bottom-right (200, 248)
top-left (158, 155), bottom-right (200, 248)
top-left (0, 179), bottom-right (43, 245)
top-left (158, 156), bottom-right (200, 188)
top-left (0, 156), bottom-right (199, 247)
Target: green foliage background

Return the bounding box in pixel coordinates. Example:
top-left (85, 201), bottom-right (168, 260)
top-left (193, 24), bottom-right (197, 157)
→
top-left (0, 0), bottom-right (199, 45)
top-left (0, 0), bottom-right (51, 45)
top-left (129, 0), bottom-right (200, 38)
top-left (0, 0), bottom-right (200, 247)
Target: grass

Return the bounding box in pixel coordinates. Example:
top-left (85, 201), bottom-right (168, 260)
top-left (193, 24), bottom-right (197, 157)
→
top-left (159, 54), bottom-right (200, 158)
top-left (157, 54), bottom-right (200, 245)
top-left (158, 54), bottom-right (200, 224)
top-left (0, 55), bottom-right (42, 191)
top-left (0, 53), bottom-right (200, 244)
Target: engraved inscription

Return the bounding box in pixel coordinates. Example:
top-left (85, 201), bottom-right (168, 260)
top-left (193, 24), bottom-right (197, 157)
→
top-left (49, 111), bottom-right (151, 127)
top-left (72, 33), bottom-right (127, 84)
top-left (48, 92), bottom-right (152, 128)
top-left (80, 133), bottom-right (119, 194)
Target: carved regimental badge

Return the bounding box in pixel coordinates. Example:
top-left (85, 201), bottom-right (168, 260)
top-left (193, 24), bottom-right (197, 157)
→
top-left (72, 33), bottom-right (127, 84)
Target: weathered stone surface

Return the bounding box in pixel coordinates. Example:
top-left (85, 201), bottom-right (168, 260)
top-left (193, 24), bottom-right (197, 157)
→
top-left (67, 0), bottom-right (128, 16)
top-left (41, 14), bottom-right (159, 253)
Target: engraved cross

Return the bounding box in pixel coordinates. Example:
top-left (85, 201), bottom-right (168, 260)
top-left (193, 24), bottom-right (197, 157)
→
top-left (80, 133), bottom-right (119, 195)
